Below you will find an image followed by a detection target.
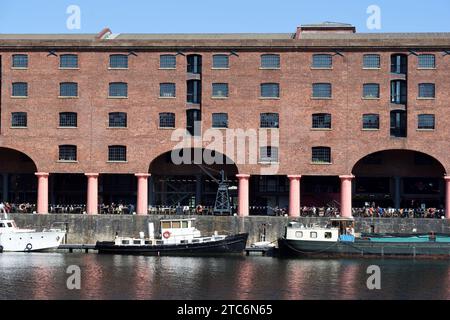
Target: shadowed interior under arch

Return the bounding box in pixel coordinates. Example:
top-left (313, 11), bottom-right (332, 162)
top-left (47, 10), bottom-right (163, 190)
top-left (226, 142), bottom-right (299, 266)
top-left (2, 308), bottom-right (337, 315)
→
top-left (352, 150), bottom-right (445, 208)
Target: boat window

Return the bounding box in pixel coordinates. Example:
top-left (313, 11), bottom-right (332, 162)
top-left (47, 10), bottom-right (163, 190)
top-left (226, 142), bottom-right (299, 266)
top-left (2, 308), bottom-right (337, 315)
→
top-left (145, 240), bottom-right (151, 245)
top-left (156, 240), bottom-right (163, 245)
top-left (325, 232), bottom-right (332, 239)
top-left (295, 231), bottom-right (303, 238)
top-left (133, 240), bottom-right (141, 245)
top-left (122, 240), bottom-right (130, 245)
top-left (182, 221), bottom-right (188, 228)
top-left (192, 239), bottom-right (200, 243)
top-left (180, 240), bottom-right (188, 244)
top-left (7, 223), bottom-right (12, 228)
top-left (310, 232), bottom-right (318, 239)
top-left (0, 223), bottom-right (5, 228)
top-left (161, 221), bottom-right (171, 229)
top-left (203, 238), bottom-right (211, 242)
top-left (172, 221), bottom-right (181, 229)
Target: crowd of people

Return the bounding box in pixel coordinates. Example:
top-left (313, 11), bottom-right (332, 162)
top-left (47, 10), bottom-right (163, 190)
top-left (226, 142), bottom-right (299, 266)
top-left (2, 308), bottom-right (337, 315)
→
top-left (0, 202), bottom-right (36, 214)
top-left (0, 201), bottom-right (446, 219)
top-left (352, 206), bottom-right (445, 219)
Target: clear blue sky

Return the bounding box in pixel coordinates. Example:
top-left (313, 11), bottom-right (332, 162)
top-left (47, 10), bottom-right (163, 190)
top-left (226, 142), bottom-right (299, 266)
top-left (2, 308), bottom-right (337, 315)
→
top-left (1, 0), bottom-right (449, 34)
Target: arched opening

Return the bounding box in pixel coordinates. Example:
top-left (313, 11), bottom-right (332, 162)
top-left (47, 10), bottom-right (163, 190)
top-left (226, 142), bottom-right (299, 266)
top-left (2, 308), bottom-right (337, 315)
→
top-left (149, 148), bottom-right (238, 214)
top-left (0, 147), bottom-right (37, 206)
top-left (352, 150), bottom-right (445, 209)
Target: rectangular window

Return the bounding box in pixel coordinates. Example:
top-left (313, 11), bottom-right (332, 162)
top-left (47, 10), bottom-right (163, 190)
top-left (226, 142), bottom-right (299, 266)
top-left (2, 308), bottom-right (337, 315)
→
top-left (60, 54), bottom-right (78, 68)
top-left (109, 112), bottom-right (127, 128)
top-left (110, 55), bottom-right (128, 69)
top-left (109, 82), bottom-right (128, 97)
top-left (259, 146), bottom-right (278, 163)
top-left (12, 54), bottom-right (28, 68)
top-left (391, 80), bottom-right (407, 104)
top-left (212, 55), bottom-right (229, 69)
top-left (12, 82), bottom-right (28, 97)
top-left (187, 80), bottom-right (201, 104)
top-left (260, 83), bottom-right (280, 98)
top-left (418, 114), bottom-right (435, 130)
top-left (363, 54), bottom-right (380, 69)
top-left (260, 113), bottom-right (279, 128)
top-left (362, 114), bottom-right (380, 129)
top-left (60, 82), bottom-right (78, 97)
top-left (312, 54), bottom-right (332, 68)
top-left (212, 113), bottom-right (228, 128)
top-left (160, 55), bottom-right (176, 69)
top-left (363, 84), bottom-right (380, 99)
top-left (59, 112), bottom-right (77, 127)
top-left (418, 83), bottom-right (435, 98)
top-left (187, 55), bottom-right (202, 74)
top-left (312, 147), bottom-right (331, 164)
top-left (418, 54), bottom-right (436, 69)
top-left (312, 83), bottom-right (331, 98)
top-left (159, 113), bottom-right (175, 128)
top-left (312, 113), bottom-right (331, 129)
top-left (212, 83), bottom-right (229, 98)
top-left (108, 146), bottom-right (127, 162)
top-left (160, 83), bottom-right (176, 97)
top-left (261, 54), bottom-right (280, 69)
top-left (11, 112), bottom-right (27, 127)
top-left (391, 54), bottom-right (407, 74)
top-left (59, 145), bottom-right (77, 161)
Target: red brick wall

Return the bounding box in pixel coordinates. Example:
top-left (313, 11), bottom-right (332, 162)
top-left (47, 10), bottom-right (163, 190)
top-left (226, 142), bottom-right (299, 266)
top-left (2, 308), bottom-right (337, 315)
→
top-left (1, 48), bottom-right (448, 176)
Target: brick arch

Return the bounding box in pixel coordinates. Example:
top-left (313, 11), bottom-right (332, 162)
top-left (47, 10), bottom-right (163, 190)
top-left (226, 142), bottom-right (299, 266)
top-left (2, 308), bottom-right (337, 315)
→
top-left (351, 148), bottom-right (446, 177)
top-left (148, 147), bottom-right (239, 176)
top-left (0, 146), bottom-right (38, 173)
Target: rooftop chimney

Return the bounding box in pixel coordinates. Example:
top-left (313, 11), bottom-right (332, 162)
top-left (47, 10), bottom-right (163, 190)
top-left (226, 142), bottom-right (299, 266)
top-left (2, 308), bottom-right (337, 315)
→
top-left (96, 27), bottom-right (112, 40)
top-left (295, 22), bottom-right (356, 39)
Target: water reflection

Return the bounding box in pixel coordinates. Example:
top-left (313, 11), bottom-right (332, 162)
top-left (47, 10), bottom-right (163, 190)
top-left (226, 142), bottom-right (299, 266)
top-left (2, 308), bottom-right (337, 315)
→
top-left (1, 253), bottom-right (450, 300)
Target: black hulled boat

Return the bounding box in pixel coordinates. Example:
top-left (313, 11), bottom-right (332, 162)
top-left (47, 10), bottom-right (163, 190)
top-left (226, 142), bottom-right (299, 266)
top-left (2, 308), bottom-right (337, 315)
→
top-left (95, 218), bottom-right (248, 256)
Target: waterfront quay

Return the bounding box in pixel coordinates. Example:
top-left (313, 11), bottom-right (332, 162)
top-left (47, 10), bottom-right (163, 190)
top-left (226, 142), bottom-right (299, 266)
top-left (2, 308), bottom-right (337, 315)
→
top-left (9, 214), bottom-right (450, 245)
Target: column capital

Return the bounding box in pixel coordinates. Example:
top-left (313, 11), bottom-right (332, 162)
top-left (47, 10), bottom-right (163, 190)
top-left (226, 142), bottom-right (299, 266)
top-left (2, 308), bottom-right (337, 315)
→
top-left (35, 172), bottom-right (49, 177)
top-left (288, 175), bottom-right (302, 180)
top-left (135, 173), bottom-right (151, 178)
top-left (85, 173), bottom-right (99, 178)
top-left (339, 175), bottom-right (355, 180)
top-left (236, 174), bottom-right (251, 179)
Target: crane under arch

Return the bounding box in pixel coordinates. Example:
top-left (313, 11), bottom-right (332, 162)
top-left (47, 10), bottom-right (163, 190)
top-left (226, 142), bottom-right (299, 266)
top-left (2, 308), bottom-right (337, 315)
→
top-left (196, 164), bottom-right (232, 215)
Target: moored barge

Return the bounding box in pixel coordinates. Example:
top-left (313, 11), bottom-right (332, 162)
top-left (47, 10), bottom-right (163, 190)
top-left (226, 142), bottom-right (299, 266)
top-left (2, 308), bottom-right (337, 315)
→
top-left (278, 218), bottom-right (450, 258)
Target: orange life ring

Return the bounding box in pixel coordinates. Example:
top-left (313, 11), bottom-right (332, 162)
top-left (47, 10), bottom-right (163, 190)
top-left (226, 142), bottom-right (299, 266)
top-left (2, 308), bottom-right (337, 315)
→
top-left (163, 231), bottom-right (171, 239)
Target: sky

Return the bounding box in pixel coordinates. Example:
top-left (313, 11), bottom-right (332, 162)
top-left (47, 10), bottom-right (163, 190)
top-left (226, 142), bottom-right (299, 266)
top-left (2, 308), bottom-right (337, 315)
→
top-left (0, 0), bottom-right (449, 34)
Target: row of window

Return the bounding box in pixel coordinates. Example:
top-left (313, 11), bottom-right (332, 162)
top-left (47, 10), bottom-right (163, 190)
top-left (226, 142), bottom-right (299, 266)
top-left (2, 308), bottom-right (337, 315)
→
top-left (11, 112), bottom-right (128, 128)
top-left (9, 82), bottom-right (438, 99)
top-left (56, 144), bottom-right (332, 164)
top-left (10, 111), bottom-right (436, 130)
top-left (58, 145), bottom-right (126, 162)
top-left (11, 53), bottom-right (438, 70)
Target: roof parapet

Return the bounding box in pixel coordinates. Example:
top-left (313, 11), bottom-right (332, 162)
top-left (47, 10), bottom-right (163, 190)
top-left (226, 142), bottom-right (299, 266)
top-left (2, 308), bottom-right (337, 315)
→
top-left (295, 22), bottom-right (356, 39)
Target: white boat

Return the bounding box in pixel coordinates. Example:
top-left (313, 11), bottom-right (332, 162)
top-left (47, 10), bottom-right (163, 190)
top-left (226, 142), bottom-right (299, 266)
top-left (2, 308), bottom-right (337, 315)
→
top-left (0, 214), bottom-right (66, 252)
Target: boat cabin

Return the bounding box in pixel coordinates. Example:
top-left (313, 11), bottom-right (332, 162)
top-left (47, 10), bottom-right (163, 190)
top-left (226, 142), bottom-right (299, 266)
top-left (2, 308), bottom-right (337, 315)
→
top-left (0, 220), bottom-right (18, 234)
top-left (285, 218), bottom-right (356, 243)
top-left (159, 218), bottom-right (201, 245)
top-left (113, 218), bottom-right (226, 246)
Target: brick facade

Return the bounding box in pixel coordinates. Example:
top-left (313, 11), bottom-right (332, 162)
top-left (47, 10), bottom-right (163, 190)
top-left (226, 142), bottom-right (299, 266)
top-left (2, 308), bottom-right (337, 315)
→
top-left (1, 23), bottom-right (450, 215)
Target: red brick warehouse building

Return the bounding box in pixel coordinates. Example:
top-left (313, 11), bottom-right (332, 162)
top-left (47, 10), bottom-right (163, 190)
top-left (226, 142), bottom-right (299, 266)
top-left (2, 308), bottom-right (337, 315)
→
top-left (1, 22), bottom-right (450, 218)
